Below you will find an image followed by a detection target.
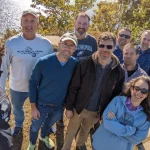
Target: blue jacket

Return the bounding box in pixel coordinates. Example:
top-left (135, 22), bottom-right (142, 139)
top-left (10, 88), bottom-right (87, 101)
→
top-left (137, 48), bottom-right (150, 76)
top-left (113, 45), bottom-right (123, 64)
top-left (92, 96), bottom-right (150, 150)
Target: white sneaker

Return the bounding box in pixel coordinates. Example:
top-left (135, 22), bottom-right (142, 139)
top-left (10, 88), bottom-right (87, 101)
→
top-left (39, 135), bottom-right (55, 149)
top-left (27, 143), bottom-right (35, 150)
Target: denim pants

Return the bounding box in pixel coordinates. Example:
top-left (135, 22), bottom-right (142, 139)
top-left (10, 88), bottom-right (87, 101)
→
top-left (10, 88), bottom-right (28, 127)
top-left (30, 102), bottom-right (63, 145)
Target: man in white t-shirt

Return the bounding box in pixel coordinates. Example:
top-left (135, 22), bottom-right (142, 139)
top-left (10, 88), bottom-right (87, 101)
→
top-left (0, 9), bottom-right (53, 137)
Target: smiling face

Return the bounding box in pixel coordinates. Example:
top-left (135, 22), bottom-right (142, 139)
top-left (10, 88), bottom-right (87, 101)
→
top-left (130, 79), bottom-right (149, 106)
top-left (74, 15), bottom-right (90, 37)
top-left (97, 39), bottom-right (115, 61)
top-left (58, 40), bottom-right (76, 59)
top-left (21, 14), bottom-right (39, 40)
top-left (117, 29), bottom-right (131, 47)
top-left (140, 31), bottom-right (150, 51)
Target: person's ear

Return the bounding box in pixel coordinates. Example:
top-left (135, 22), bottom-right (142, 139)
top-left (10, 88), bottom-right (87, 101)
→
top-left (136, 54), bottom-right (139, 60)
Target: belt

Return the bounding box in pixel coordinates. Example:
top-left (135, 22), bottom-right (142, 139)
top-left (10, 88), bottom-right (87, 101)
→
top-left (47, 103), bottom-right (58, 107)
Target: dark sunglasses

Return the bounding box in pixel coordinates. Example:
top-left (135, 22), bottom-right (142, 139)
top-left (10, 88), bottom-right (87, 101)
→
top-left (119, 34), bottom-right (131, 39)
top-left (132, 86), bottom-right (149, 94)
top-left (98, 44), bottom-right (113, 49)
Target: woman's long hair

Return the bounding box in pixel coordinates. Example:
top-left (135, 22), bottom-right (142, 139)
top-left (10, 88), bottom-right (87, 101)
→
top-left (121, 76), bottom-right (150, 121)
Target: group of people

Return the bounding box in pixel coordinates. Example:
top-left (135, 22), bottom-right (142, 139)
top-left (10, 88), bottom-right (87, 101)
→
top-left (0, 8), bottom-right (150, 150)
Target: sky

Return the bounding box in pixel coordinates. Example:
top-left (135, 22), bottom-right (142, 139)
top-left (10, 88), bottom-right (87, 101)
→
top-left (12, 0), bottom-right (32, 6)
top-left (11, 0), bottom-right (102, 16)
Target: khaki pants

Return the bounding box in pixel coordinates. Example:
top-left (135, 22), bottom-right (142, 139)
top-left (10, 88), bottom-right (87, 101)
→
top-left (62, 109), bottom-right (99, 150)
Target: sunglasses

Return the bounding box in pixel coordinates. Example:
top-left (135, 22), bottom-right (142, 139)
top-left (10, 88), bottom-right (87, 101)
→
top-left (119, 34), bottom-right (131, 39)
top-left (132, 86), bottom-right (149, 94)
top-left (98, 44), bottom-right (113, 49)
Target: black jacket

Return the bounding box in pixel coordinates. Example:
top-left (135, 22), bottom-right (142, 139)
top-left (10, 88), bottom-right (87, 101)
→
top-left (65, 52), bottom-right (125, 116)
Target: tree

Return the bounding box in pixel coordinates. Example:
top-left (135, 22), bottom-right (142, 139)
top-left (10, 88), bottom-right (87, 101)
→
top-left (0, 28), bottom-right (19, 57)
top-left (1, 29), bottom-right (19, 43)
top-left (31, 0), bottom-right (96, 35)
top-left (91, 0), bottom-right (150, 42)
top-left (91, 1), bottom-right (118, 33)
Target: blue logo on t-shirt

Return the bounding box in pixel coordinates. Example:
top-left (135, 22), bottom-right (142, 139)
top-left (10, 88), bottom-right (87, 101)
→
top-left (77, 51), bottom-right (84, 57)
top-left (17, 46), bottom-right (43, 57)
top-left (77, 44), bottom-right (92, 52)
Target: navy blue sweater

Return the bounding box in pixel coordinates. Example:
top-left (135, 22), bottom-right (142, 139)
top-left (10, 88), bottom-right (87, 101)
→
top-left (29, 53), bottom-right (78, 105)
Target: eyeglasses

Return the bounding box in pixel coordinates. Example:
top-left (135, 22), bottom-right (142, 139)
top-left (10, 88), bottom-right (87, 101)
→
top-left (98, 44), bottom-right (113, 49)
top-left (132, 85), bottom-right (149, 94)
top-left (119, 34), bottom-right (131, 39)
top-left (61, 43), bottom-right (75, 49)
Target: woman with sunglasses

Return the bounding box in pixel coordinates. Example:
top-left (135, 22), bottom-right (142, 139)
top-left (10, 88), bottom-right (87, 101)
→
top-left (92, 76), bottom-right (150, 150)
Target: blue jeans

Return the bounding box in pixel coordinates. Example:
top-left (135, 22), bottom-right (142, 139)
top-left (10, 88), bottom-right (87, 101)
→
top-left (10, 88), bottom-right (28, 127)
top-left (30, 102), bottom-right (63, 145)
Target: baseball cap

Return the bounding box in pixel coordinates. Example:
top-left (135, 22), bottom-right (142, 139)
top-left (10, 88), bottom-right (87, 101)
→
top-left (22, 9), bottom-right (38, 18)
top-left (60, 32), bottom-right (78, 46)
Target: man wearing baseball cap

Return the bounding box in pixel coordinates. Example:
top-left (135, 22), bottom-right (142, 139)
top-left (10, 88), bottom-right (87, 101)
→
top-left (27, 32), bottom-right (78, 150)
top-left (0, 9), bottom-right (53, 137)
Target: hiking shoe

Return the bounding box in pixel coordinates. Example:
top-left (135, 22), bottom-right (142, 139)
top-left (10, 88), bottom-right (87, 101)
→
top-left (56, 120), bottom-right (65, 127)
top-left (136, 143), bottom-right (145, 150)
top-left (39, 135), bottom-right (55, 149)
top-left (12, 126), bottom-right (23, 137)
top-left (76, 144), bottom-right (87, 150)
top-left (27, 143), bottom-right (35, 150)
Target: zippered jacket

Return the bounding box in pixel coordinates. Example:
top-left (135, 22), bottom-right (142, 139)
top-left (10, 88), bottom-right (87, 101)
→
top-left (65, 52), bottom-right (125, 116)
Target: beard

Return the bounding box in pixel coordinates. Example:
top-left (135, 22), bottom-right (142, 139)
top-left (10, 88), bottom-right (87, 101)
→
top-left (76, 28), bottom-right (86, 36)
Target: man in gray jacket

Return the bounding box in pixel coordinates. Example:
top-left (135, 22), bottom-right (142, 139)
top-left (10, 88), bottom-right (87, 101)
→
top-left (122, 43), bottom-right (147, 83)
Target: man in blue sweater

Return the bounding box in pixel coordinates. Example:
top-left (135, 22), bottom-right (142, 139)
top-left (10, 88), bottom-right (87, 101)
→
top-left (27, 32), bottom-right (78, 150)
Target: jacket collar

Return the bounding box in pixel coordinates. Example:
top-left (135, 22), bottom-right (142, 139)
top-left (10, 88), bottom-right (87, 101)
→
top-left (92, 51), bottom-right (120, 69)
